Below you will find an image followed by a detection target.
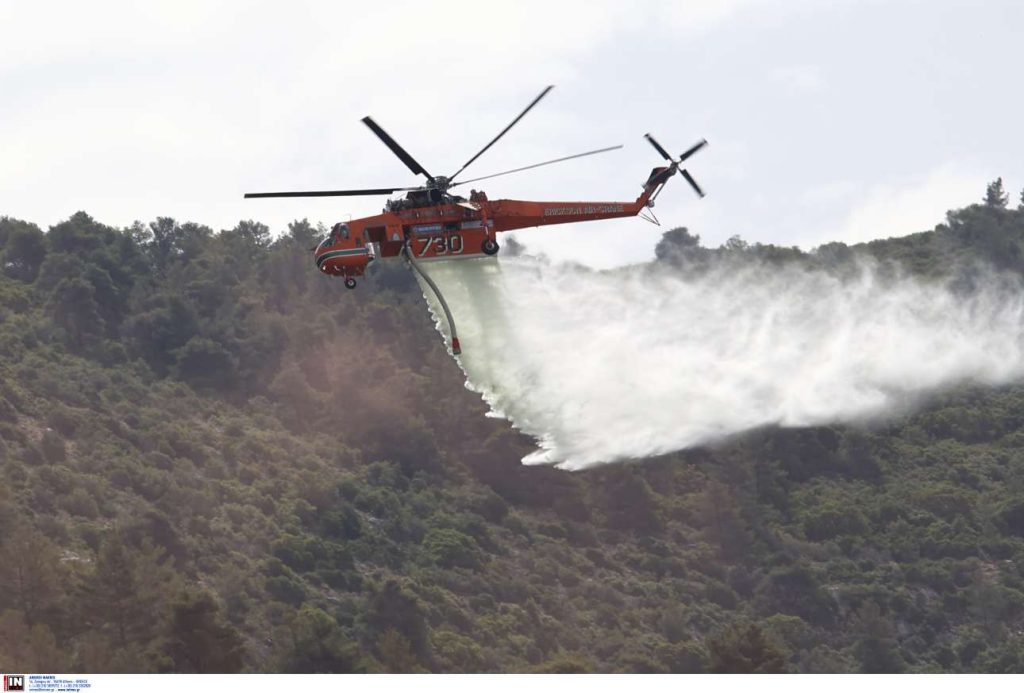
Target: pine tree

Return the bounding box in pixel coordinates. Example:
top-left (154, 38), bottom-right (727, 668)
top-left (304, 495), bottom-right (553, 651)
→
top-left (985, 178), bottom-right (1008, 208)
top-left (0, 524), bottom-right (62, 625)
top-left (852, 602), bottom-right (904, 673)
top-left (164, 590), bottom-right (244, 673)
top-left (83, 539), bottom-right (145, 648)
top-left (0, 610), bottom-right (69, 672)
top-left (80, 537), bottom-right (178, 651)
top-left (367, 580), bottom-right (431, 663)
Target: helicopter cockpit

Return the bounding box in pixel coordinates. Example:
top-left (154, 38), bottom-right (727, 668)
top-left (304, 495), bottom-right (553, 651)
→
top-left (317, 222), bottom-right (351, 250)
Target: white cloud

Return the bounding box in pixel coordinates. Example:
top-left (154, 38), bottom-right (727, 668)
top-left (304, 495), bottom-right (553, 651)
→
top-left (832, 164), bottom-right (989, 245)
top-left (769, 65), bottom-right (824, 92)
top-left (799, 180), bottom-right (859, 206)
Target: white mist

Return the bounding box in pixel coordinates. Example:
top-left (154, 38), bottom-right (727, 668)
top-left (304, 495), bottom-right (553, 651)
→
top-left (416, 254), bottom-right (1024, 469)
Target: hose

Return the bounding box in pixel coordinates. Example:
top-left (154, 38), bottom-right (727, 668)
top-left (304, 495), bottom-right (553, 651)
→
top-left (403, 242), bottom-right (461, 355)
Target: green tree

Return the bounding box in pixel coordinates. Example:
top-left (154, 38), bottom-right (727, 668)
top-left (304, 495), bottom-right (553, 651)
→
top-left (377, 628), bottom-right (424, 673)
top-left (268, 361), bottom-right (322, 425)
top-left (697, 479), bottom-right (749, 560)
top-left (0, 217), bottom-right (41, 252)
top-left (707, 623), bottom-right (789, 673)
top-left (430, 629), bottom-right (485, 671)
top-left (995, 498), bottom-right (1024, 537)
top-left (149, 217), bottom-right (179, 269)
top-left (365, 416), bottom-right (443, 477)
top-left (49, 277), bottom-right (104, 349)
top-left (0, 524), bottom-right (62, 625)
top-left (2, 223), bottom-right (46, 281)
top-left (654, 227), bottom-right (702, 261)
top-left (757, 563), bottom-right (838, 626)
top-left (228, 219), bottom-right (271, 248)
top-left (287, 218), bottom-right (319, 248)
top-left (423, 528), bottom-right (480, 569)
top-left (172, 336), bottom-right (237, 388)
top-left (47, 212), bottom-right (109, 254)
top-left (279, 605), bottom-right (363, 673)
top-left (969, 582), bottom-right (1011, 639)
top-left (81, 537), bottom-right (177, 650)
top-left (985, 178), bottom-right (1008, 208)
top-left (366, 580), bottom-right (430, 663)
top-left (851, 602), bottom-right (904, 673)
top-left (124, 295), bottom-right (199, 373)
top-left (724, 234), bottom-right (749, 251)
top-left (164, 590), bottom-right (244, 673)
top-left (802, 501), bottom-right (868, 541)
top-left (603, 471), bottom-right (663, 533)
top-left (0, 610), bottom-right (69, 672)
top-left (82, 539), bottom-right (146, 647)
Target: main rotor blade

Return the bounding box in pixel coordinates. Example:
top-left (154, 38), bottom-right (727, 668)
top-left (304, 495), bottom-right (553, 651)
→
top-left (449, 85), bottom-right (554, 181)
top-left (679, 139), bottom-right (708, 162)
top-left (361, 116), bottom-right (432, 179)
top-left (644, 133), bottom-right (673, 161)
top-left (680, 169), bottom-right (705, 198)
top-left (450, 145), bottom-right (623, 187)
top-left (244, 187), bottom-right (414, 199)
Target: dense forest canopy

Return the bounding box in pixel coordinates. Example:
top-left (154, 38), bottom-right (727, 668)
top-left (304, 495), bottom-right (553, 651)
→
top-left (2, 182), bottom-right (1024, 672)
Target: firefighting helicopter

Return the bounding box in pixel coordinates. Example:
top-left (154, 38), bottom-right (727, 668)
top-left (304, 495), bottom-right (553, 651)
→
top-left (245, 85), bottom-right (706, 353)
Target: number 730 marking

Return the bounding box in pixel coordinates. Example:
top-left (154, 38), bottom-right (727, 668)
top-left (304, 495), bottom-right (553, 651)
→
top-left (417, 233), bottom-right (464, 257)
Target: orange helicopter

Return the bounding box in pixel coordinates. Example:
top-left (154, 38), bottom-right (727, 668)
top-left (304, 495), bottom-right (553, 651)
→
top-left (245, 86), bottom-right (706, 353)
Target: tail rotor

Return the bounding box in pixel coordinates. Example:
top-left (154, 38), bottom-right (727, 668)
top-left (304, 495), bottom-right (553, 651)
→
top-left (644, 134), bottom-right (708, 198)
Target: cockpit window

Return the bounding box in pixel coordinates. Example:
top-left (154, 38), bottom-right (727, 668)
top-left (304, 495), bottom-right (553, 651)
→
top-left (332, 223), bottom-right (350, 241)
top-left (317, 236), bottom-right (332, 251)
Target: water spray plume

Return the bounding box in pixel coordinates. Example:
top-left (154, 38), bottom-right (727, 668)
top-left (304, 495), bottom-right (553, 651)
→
top-left (416, 253), bottom-right (1024, 470)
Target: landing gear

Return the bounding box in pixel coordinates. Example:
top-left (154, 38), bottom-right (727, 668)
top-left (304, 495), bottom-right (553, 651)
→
top-left (344, 277), bottom-right (357, 290)
top-left (482, 237), bottom-right (499, 256)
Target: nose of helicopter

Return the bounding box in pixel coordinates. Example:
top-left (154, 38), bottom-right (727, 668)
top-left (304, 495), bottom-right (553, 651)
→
top-left (314, 244), bottom-right (372, 278)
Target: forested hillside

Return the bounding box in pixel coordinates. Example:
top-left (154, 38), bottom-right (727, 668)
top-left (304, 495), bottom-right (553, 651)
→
top-left (3, 179), bottom-right (1024, 673)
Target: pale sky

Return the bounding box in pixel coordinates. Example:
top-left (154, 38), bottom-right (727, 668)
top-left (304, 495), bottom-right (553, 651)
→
top-left (3, 0), bottom-right (1022, 267)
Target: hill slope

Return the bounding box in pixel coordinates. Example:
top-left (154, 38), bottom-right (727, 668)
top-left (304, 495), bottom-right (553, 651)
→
top-left (2, 192), bottom-right (1024, 672)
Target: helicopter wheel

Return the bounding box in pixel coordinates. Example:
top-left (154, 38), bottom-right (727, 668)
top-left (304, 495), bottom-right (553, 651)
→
top-left (344, 277), bottom-right (357, 290)
top-left (481, 238), bottom-right (499, 256)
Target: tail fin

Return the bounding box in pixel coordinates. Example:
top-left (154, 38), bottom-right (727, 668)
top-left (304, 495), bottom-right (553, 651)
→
top-left (644, 165), bottom-right (677, 192)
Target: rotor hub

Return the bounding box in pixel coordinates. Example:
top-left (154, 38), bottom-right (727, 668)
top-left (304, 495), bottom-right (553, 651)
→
top-left (429, 175), bottom-right (451, 191)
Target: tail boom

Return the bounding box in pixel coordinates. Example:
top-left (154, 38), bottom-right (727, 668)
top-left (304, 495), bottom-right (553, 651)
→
top-left (488, 166), bottom-right (673, 233)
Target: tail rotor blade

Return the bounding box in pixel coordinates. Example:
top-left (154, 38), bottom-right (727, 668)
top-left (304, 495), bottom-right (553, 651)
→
top-left (680, 169), bottom-right (704, 198)
top-left (679, 139), bottom-right (708, 163)
top-left (644, 133), bottom-right (673, 161)
top-left (361, 116), bottom-right (432, 179)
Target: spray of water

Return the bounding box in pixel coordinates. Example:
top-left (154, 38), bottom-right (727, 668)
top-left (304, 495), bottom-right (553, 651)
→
top-left (415, 253), bottom-right (1024, 470)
